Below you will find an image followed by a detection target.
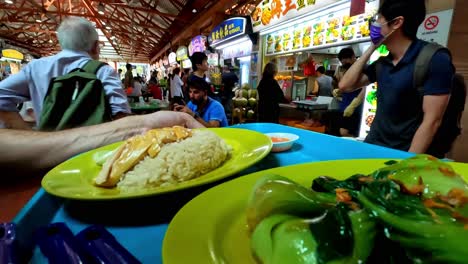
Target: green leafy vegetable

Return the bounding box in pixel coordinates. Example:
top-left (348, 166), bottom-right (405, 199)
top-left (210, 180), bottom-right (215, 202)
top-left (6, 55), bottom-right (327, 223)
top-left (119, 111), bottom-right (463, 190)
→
top-left (248, 155), bottom-right (468, 263)
top-left (246, 174), bottom-right (335, 230)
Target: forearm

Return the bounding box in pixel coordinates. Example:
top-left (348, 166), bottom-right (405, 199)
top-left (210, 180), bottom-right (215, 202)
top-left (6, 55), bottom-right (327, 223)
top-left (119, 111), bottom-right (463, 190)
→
top-left (409, 120), bottom-right (441, 154)
top-left (194, 116), bottom-right (219, 128)
top-left (0, 111), bottom-right (32, 130)
top-left (0, 115), bottom-right (146, 169)
top-left (339, 45), bottom-right (376, 92)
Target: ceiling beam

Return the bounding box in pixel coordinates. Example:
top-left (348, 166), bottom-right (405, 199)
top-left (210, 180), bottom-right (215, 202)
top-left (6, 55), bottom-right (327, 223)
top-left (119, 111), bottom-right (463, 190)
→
top-left (0, 6), bottom-right (164, 30)
top-left (0, 36), bottom-right (43, 55)
top-left (80, 0), bottom-right (122, 58)
top-left (96, 0), bottom-right (179, 18)
top-left (151, 0), bottom-right (230, 61)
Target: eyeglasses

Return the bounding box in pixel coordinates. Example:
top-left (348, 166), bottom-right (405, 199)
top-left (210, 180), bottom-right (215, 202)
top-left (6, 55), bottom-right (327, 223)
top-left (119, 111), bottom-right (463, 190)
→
top-left (368, 14), bottom-right (399, 28)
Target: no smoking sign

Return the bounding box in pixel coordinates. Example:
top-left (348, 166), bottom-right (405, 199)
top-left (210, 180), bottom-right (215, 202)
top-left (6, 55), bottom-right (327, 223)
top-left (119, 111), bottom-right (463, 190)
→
top-left (424, 16), bottom-right (439, 30)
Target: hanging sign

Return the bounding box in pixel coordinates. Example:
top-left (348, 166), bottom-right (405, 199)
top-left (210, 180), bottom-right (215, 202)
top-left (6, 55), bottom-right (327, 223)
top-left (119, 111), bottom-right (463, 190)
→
top-left (1, 49), bottom-right (24, 60)
top-left (168, 52), bottom-right (177, 65)
top-left (208, 17), bottom-right (247, 46)
top-left (350, 0), bottom-right (366, 16)
top-left (417, 9), bottom-right (454, 47)
top-left (182, 59), bottom-right (192, 69)
top-left (188, 35), bottom-right (207, 56)
top-left (176, 46), bottom-right (188, 61)
top-left (207, 53), bottom-right (219, 66)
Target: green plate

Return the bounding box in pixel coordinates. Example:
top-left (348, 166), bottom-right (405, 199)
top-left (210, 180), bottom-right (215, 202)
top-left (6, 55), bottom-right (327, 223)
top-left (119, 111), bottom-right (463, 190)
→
top-left (41, 128), bottom-right (272, 200)
top-left (163, 159), bottom-right (468, 264)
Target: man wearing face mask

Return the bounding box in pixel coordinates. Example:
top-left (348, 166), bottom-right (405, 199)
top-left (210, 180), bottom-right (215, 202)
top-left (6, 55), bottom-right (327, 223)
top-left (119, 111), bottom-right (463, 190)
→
top-left (339, 0), bottom-right (454, 156)
top-left (334, 47), bottom-right (364, 137)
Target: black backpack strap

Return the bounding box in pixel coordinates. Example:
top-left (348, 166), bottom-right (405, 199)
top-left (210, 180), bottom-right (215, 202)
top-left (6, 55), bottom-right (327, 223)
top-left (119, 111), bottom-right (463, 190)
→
top-left (413, 43), bottom-right (448, 95)
top-left (82, 60), bottom-right (107, 75)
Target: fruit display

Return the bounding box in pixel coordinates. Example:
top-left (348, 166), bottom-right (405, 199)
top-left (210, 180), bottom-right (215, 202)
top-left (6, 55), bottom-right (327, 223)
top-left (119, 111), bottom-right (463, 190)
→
top-left (210, 72), bottom-right (222, 86)
top-left (232, 84), bottom-right (258, 124)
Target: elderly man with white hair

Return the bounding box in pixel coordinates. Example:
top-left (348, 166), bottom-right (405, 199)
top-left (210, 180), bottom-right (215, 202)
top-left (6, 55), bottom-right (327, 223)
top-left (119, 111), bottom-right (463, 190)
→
top-left (0, 17), bottom-right (130, 130)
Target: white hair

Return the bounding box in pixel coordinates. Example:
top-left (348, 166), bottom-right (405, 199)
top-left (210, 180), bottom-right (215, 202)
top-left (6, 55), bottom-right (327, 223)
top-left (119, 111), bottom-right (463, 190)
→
top-left (57, 17), bottom-right (98, 52)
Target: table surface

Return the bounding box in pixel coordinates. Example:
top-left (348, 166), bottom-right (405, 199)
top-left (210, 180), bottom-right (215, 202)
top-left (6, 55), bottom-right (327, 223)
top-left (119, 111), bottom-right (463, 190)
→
top-left (12, 123), bottom-right (413, 263)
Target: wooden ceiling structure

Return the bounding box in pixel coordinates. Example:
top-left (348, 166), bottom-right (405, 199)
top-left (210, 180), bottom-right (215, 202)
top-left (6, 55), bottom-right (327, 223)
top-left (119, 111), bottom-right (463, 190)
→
top-left (0, 0), bottom-right (259, 63)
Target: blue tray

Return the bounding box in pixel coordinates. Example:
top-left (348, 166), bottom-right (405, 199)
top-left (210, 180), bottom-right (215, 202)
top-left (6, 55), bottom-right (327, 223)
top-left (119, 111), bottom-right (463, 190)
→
top-left (13, 123), bottom-right (412, 263)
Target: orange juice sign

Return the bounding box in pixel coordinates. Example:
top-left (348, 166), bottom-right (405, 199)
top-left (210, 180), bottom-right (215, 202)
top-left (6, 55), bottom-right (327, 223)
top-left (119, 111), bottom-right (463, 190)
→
top-left (251, 0), bottom-right (341, 32)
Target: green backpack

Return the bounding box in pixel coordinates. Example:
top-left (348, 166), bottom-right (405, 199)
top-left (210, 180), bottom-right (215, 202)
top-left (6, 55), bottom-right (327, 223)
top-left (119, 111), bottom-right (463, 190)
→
top-left (39, 60), bottom-right (113, 131)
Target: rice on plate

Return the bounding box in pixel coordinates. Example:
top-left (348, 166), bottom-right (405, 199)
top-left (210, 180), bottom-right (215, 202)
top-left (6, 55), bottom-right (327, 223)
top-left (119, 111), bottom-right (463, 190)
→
top-left (118, 130), bottom-right (231, 190)
top-left (94, 127), bottom-right (231, 190)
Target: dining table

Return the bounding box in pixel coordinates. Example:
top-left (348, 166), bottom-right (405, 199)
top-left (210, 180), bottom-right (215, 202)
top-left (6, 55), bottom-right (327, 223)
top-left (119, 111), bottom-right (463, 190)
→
top-left (129, 101), bottom-right (169, 114)
top-left (10, 123), bottom-right (413, 263)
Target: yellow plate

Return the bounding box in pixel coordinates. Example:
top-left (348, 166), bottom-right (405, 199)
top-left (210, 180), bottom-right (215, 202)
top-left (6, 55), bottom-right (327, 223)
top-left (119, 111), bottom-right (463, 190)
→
top-left (41, 128), bottom-right (272, 200)
top-left (163, 159), bottom-right (468, 264)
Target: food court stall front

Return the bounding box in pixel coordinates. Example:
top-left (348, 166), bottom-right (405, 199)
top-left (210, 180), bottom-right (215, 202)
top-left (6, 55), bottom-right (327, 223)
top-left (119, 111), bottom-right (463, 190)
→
top-left (208, 17), bottom-right (259, 90)
top-left (0, 49), bottom-right (24, 80)
top-left (252, 0), bottom-right (379, 132)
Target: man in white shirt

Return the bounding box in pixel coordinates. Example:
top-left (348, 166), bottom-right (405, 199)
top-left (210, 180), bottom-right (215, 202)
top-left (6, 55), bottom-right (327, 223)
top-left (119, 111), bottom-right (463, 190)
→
top-left (170, 68), bottom-right (184, 105)
top-left (0, 17), bottom-right (130, 130)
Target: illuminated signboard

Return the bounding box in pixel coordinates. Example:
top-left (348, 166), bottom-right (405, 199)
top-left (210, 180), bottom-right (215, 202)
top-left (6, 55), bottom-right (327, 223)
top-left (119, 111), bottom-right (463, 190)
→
top-left (188, 35), bottom-right (207, 56)
top-left (176, 46), bottom-right (188, 61)
top-left (209, 17), bottom-right (247, 46)
top-left (1, 49), bottom-right (24, 60)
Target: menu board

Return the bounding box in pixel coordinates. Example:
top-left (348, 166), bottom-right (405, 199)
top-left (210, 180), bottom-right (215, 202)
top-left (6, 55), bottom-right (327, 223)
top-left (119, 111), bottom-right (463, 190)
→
top-left (252, 0), bottom-right (346, 32)
top-left (265, 6), bottom-right (374, 56)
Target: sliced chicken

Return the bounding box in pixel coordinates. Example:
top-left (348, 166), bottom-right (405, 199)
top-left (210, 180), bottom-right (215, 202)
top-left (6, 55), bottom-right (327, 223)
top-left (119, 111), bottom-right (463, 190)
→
top-left (94, 126), bottom-right (192, 187)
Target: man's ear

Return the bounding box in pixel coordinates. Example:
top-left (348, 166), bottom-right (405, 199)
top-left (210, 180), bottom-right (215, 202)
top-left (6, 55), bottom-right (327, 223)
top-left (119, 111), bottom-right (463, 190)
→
top-left (392, 16), bottom-right (404, 30)
top-left (89, 40), bottom-right (99, 59)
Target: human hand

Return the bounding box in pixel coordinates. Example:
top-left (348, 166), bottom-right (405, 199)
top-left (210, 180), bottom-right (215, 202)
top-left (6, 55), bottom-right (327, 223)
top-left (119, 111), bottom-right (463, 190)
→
top-left (343, 97), bottom-right (362, 117)
top-left (332, 89), bottom-right (341, 98)
top-left (173, 104), bottom-right (194, 116)
top-left (141, 111), bottom-right (204, 129)
top-left (343, 105), bottom-right (355, 117)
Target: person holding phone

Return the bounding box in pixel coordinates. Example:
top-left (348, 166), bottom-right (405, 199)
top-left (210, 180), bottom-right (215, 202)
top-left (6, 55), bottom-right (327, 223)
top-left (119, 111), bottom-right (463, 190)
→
top-left (174, 77), bottom-right (228, 127)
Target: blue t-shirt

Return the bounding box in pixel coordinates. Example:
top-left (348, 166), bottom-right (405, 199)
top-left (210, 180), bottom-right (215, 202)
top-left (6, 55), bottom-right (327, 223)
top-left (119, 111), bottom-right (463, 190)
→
top-left (187, 97), bottom-right (228, 127)
top-left (363, 39), bottom-right (454, 151)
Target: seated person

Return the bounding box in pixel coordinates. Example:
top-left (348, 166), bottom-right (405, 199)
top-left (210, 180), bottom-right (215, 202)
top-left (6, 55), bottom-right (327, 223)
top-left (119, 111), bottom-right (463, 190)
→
top-left (130, 77), bottom-right (142, 97)
top-left (174, 77), bottom-right (228, 127)
top-left (148, 77), bottom-right (162, 100)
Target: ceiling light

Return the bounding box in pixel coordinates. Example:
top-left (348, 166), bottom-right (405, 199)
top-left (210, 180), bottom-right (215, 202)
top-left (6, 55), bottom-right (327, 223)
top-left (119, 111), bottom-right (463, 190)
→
top-left (106, 26), bottom-right (111, 30)
top-left (192, 9), bottom-right (197, 13)
top-left (5, 0), bottom-right (13, 4)
top-left (98, 2), bottom-right (105, 15)
top-left (35, 18), bottom-right (42, 23)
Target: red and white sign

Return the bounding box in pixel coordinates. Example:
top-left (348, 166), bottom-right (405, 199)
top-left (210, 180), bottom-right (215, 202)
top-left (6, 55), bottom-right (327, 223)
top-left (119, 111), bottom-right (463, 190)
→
top-left (424, 16), bottom-right (439, 30)
top-left (417, 9), bottom-right (453, 47)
